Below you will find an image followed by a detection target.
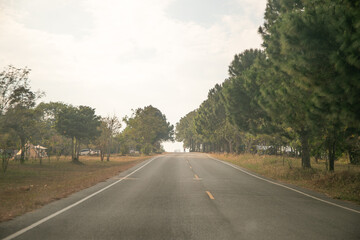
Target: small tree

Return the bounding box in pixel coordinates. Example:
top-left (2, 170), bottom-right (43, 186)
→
top-left (55, 105), bottom-right (100, 162)
top-left (123, 106), bottom-right (174, 155)
top-left (36, 102), bottom-right (72, 160)
top-left (96, 121), bottom-right (109, 161)
top-left (0, 66), bottom-right (43, 164)
top-left (0, 130), bottom-right (18, 173)
top-left (3, 106), bottom-right (41, 163)
top-left (104, 115), bottom-right (121, 161)
top-left (95, 116), bottom-right (121, 161)
top-left (0, 65), bottom-right (32, 115)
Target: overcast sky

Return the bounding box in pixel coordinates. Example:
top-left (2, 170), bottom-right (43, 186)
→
top-left (0, 0), bottom-right (266, 151)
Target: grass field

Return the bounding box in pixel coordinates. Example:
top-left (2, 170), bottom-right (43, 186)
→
top-left (0, 154), bottom-right (154, 222)
top-left (211, 153), bottom-right (360, 204)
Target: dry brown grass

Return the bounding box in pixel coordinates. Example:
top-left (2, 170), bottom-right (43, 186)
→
top-left (0, 154), bottom-right (154, 222)
top-left (211, 153), bottom-right (360, 204)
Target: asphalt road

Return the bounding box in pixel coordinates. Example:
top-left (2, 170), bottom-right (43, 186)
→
top-left (1, 153), bottom-right (360, 239)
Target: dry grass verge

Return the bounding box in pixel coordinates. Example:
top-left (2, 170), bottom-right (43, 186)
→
top-left (0, 155), bottom-right (154, 222)
top-left (211, 153), bottom-right (360, 204)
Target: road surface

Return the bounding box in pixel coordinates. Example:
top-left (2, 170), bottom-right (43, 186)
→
top-left (1, 153), bottom-right (359, 239)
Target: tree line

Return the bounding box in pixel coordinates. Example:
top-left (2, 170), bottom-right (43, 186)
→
top-left (0, 66), bottom-right (174, 172)
top-left (176, 0), bottom-right (360, 171)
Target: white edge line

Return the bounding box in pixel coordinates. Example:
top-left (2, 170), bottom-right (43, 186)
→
top-left (207, 155), bottom-right (360, 214)
top-left (3, 156), bottom-right (159, 240)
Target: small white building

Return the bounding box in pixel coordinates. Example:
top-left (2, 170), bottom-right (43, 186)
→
top-left (15, 143), bottom-right (47, 159)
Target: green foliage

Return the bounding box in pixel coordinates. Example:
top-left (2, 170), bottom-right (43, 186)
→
top-left (195, 84), bottom-right (226, 145)
top-left (177, 0), bottom-right (359, 172)
top-left (116, 132), bottom-right (131, 155)
top-left (258, 0), bottom-right (360, 170)
top-left (56, 105), bottom-right (100, 142)
top-left (35, 102), bottom-right (72, 159)
top-left (0, 130), bottom-right (18, 173)
top-left (37, 102), bottom-right (68, 125)
top-left (95, 115), bottom-right (121, 161)
top-left (0, 66), bottom-right (43, 164)
top-left (0, 65), bottom-right (34, 114)
top-left (276, 0), bottom-right (360, 128)
top-left (175, 110), bottom-right (200, 151)
top-left (55, 105), bottom-right (100, 161)
top-left (346, 133), bottom-right (360, 165)
top-left (176, 83), bottom-right (244, 153)
top-left (123, 105), bottom-right (174, 155)
top-left (223, 49), bottom-right (272, 134)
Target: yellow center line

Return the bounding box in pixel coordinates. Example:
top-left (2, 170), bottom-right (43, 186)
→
top-left (194, 174), bottom-right (199, 179)
top-left (206, 191), bottom-right (215, 200)
top-left (189, 166), bottom-right (192, 169)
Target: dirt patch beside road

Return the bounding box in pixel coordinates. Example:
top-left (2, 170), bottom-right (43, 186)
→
top-left (0, 155), bottom-right (155, 222)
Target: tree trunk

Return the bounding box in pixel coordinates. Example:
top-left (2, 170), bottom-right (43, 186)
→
top-left (76, 140), bottom-right (81, 161)
top-left (107, 139), bottom-right (111, 161)
top-left (328, 138), bottom-right (336, 171)
top-left (106, 149), bottom-right (110, 161)
top-left (235, 137), bottom-right (240, 154)
top-left (100, 150), bottom-right (104, 161)
top-left (247, 137), bottom-right (254, 154)
top-left (2, 151), bottom-right (10, 173)
top-left (229, 141), bottom-right (233, 154)
top-left (300, 130), bottom-right (311, 168)
top-left (72, 137), bottom-right (80, 163)
top-left (20, 137), bottom-right (25, 164)
top-left (71, 137), bottom-right (75, 161)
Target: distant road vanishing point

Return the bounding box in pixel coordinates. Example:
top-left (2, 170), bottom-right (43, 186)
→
top-left (1, 153), bottom-right (359, 240)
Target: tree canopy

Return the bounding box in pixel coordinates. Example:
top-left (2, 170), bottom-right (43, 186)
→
top-left (55, 105), bottom-right (101, 162)
top-left (123, 105), bottom-right (174, 154)
top-left (176, 0), bottom-right (360, 170)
